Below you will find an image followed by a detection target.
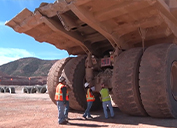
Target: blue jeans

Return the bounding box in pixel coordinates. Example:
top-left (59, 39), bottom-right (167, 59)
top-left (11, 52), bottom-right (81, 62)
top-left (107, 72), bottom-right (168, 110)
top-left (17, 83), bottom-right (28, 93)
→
top-left (56, 101), bottom-right (66, 124)
top-left (64, 101), bottom-right (69, 118)
top-left (102, 100), bottom-right (114, 118)
top-left (83, 101), bottom-right (93, 117)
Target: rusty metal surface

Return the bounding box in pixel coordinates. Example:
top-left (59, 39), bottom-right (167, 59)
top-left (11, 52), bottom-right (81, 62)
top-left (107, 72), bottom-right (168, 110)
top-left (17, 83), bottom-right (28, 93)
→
top-left (5, 0), bottom-right (177, 56)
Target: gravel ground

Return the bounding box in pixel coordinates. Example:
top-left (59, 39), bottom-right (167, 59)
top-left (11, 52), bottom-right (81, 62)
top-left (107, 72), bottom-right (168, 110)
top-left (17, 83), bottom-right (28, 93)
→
top-left (0, 87), bottom-right (177, 128)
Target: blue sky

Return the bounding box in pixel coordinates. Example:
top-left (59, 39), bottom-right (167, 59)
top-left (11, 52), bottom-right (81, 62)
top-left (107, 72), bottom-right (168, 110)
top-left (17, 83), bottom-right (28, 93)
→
top-left (0, 0), bottom-right (70, 65)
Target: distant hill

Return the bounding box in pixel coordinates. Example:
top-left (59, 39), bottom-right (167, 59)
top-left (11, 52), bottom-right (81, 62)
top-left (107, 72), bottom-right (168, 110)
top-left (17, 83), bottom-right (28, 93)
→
top-left (0, 57), bottom-right (58, 85)
top-left (0, 71), bottom-right (8, 77)
top-left (0, 57), bottom-right (57, 77)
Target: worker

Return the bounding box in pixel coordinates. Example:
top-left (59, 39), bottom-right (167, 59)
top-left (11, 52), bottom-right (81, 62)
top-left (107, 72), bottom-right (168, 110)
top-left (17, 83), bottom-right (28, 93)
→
top-left (55, 76), bottom-right (69, 125)
top-left (64, 83), bottom-right (71, 121)
top-left (100, 83), bottom-right (114, 119)
top-left (82, 82), bottom-right (95, 119)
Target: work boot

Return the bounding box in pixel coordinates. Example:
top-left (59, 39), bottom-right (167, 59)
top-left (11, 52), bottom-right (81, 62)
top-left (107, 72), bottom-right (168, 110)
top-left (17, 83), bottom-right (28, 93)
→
top-left (111, 116), bottom-right (115, 119)
top-left (88, 116), bottom-right (93, 119)
top-left (59, 121), bottom-right (67, 125)
top-left (65, 117), bottom-right (69, 121)
top-left (59, 119), bottom-right (69, 125)
top-left (82, 115), bottom-right (87, 119)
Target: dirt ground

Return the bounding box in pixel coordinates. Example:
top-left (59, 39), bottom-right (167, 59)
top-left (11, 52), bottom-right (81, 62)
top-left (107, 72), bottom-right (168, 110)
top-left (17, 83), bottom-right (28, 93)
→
top-left (0, 87), bottom-right (177, 128)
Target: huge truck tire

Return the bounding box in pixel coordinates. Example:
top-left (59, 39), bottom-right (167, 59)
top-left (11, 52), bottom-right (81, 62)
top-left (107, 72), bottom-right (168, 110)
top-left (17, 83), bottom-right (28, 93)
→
top-left (140, 43), bottom-right (177, 118)
top-left (62, 56), bottom-right (102, 111)
top-left (62, 56), bottom-right (86, 110)
top-left (112, 48), bottom-right (147, 116)
top-left (47, 58), bottom-right (72, 105)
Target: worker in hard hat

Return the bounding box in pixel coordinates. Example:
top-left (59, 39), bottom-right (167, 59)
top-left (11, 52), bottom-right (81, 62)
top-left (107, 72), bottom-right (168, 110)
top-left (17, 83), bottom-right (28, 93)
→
top-left (82, 82), bottom-right (95, 119)
top-left (64, 83), bottom-right (70, 122)
top-left (100, 83), bottom-right (114, 119)
top-left (55, 76), bottom-right (69, 125)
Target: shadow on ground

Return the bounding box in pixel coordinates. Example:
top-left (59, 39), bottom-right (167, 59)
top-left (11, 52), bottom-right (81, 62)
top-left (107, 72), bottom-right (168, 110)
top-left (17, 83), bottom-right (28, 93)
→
top-left (70, 107), bottom-right (177, 128)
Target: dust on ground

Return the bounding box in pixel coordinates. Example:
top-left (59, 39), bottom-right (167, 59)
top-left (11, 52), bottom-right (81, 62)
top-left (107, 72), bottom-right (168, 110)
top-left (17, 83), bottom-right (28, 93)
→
top-left (0, 87), bottom-right (177, 128)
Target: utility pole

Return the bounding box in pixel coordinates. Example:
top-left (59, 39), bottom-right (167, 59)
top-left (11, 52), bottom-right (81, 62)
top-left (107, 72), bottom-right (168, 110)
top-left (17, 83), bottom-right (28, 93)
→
top-left (29, 77), bottom-right (31, 86)
top-left (11, 78), bottom-right (13, 85)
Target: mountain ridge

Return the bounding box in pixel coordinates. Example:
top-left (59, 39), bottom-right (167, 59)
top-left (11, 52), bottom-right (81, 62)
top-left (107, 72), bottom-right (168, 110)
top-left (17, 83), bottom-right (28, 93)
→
top-left (0, 57), bottom-right (58, 85)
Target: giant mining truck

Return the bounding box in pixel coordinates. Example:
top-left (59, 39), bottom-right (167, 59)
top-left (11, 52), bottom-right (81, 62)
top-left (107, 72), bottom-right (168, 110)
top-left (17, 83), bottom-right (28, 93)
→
top-left (6, 0), bottom-right (177, 118)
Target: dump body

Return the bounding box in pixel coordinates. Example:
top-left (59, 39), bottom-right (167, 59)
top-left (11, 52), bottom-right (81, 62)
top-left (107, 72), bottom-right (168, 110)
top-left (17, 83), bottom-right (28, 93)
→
top-left (6, 0), bottom-right (177, 57)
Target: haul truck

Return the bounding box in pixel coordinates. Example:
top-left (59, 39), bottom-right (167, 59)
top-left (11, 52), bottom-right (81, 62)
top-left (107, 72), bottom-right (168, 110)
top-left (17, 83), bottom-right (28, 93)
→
top-left (6, 0), bottom-right (177, 118)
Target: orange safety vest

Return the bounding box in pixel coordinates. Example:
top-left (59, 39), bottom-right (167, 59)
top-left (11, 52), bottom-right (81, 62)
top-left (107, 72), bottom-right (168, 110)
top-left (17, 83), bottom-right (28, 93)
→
top-left (86, 88), bottom-right (95, 102)
top-left (55, 83), bottom-right (69, 101)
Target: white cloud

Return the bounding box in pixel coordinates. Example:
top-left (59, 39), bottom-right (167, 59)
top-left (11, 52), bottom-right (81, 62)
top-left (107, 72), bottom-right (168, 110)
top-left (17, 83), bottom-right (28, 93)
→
top-left (0, 48), bottom-right (36, 65)
top-left (0, 21), bottom-right (5, 26)
top-left (0, 21), bottom-right (6, 33)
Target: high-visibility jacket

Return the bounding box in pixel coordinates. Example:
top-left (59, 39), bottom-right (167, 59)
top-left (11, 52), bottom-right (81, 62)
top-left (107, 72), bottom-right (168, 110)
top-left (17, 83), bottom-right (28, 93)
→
top-left (86, 88), bottom-right (95, 102)
top-left (55, 83), bottom-right (69, 101)
top-left (100, 88), bottom-right (111, 102)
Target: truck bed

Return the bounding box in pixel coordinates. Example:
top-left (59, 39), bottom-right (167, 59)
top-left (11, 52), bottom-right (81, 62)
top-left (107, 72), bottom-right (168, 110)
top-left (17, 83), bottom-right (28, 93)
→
top-left (5, 0), bottom-right (177, 57)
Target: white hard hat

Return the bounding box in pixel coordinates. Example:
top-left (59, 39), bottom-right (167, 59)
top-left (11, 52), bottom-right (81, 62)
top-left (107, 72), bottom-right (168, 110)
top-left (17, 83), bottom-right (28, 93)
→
top-left (59, 76), bottom-right (66, 83)
top-left (84, 82), bottom-right (89, 88)
top-left (91, 86), bottom-right (95, 91)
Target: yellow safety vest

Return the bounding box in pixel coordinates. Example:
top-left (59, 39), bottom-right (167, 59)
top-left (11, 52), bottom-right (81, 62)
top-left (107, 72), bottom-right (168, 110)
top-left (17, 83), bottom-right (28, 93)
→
top-left (100, 88), bottom-right (111, 102)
